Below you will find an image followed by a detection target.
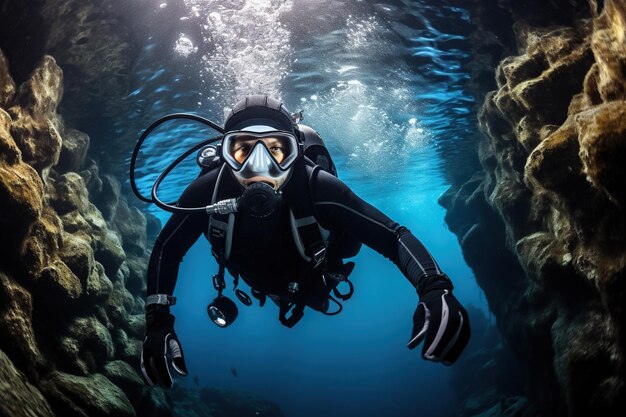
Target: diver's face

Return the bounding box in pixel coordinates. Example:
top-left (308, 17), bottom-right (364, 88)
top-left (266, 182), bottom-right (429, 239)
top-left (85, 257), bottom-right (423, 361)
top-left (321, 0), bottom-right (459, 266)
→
top-left (222, 130), bottom-right (298, 191)
top-left (228, 136), bottom-right (290, 189)
top-left (230, 137), bottom-right (288, 165)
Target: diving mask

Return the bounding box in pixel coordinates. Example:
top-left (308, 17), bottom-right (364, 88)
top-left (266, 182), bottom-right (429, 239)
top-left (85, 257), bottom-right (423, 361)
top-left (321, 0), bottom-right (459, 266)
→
top-left (221, 126), bottom-right (300, 190)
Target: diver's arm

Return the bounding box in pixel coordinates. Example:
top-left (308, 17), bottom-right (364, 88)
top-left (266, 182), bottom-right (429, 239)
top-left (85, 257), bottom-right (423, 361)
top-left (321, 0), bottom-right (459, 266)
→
top-left (146, 212), bottom-right (206, 295)
top-left (311, 169), bottom-right (470, 364)
top-left (141, 170), bottom-right (216, 388)
top-left (310, 169), bottom-right (445, 293)
top-left (146, 170), bottom-right (217, 296)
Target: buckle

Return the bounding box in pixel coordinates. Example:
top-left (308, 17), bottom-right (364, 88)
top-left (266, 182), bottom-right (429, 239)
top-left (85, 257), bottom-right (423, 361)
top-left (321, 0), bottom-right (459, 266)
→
top-left (212, 274), bottom-right (226, 291)
top-left (312, 247), bottom-right (326, 268)
top-left (146, 294), bottom-right (177, 307)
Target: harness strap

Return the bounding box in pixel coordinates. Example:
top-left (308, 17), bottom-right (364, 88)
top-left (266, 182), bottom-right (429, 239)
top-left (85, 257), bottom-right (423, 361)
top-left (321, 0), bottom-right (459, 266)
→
top-left (288, 164), bottom-right (328, 269)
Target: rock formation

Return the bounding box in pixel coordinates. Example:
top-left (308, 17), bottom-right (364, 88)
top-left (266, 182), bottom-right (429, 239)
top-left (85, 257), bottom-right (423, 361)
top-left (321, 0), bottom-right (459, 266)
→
top-left (442, 0), bottom-right (626, 415)
top-left (0, 48), bottom-right (161, 416)
top-left (0, 47), bottom-right (285, 417)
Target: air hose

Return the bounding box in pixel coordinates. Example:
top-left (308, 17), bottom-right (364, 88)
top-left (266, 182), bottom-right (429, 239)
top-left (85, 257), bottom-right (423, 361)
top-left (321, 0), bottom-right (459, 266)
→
top-left (129, 113), bottom-right (227, 214)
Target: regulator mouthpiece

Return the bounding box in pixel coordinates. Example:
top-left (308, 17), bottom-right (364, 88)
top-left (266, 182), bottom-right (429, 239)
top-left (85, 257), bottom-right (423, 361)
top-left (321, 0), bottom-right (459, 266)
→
top-left (237, 182), bottom-right (282, 218)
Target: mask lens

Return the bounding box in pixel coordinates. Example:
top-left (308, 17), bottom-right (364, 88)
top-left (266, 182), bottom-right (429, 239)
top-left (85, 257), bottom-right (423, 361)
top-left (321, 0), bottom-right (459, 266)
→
top-left (222, 131), bottom-right (298, 170)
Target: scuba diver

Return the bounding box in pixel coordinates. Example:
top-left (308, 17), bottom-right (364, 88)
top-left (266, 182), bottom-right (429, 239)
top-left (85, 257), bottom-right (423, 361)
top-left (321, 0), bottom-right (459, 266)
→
top-left (136, 95), bottom-right (471, 388)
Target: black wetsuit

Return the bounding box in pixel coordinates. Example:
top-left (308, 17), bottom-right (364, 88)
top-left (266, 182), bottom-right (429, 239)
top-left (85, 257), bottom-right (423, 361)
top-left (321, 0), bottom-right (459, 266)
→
top-left (147, 164), bottom-right (446, 309)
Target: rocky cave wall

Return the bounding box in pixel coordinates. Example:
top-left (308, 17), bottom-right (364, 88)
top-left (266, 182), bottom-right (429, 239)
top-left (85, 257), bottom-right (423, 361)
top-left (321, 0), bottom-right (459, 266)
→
top-left (0, 48), bottom-right (169, 416)
top-left (0, 2), bottom-right (289, 416)
top-left (0, 47), bottom-right (285, 417)
top-left (442, 0), bottom-right (626, 416)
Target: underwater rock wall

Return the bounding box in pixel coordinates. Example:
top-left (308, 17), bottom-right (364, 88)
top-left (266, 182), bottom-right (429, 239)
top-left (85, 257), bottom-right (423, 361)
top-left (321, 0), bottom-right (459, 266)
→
top-left (0, 49), bottom-right (169, 416)
top-left (0, 46), bottom-right (285, 417)
top-left (442, 0), bottom-right (626, 415)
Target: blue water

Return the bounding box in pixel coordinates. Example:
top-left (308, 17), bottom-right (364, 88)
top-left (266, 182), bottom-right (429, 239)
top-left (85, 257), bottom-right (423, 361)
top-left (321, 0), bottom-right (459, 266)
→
top-left (128, 1), bottom-right (488, 416)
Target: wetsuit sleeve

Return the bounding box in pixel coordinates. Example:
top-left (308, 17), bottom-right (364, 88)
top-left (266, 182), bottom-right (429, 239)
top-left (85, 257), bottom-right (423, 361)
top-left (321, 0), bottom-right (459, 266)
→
top-left (146, 170), bottom-right (217, 296)
top-left (311, 169), bottom-right (452, 296)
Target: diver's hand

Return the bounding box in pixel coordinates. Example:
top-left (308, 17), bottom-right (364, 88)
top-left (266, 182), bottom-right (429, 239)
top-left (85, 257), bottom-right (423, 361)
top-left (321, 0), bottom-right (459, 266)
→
top-left (140, 305), bottom-right (188, 388)
top-left (408, 289), bottom-right (470, 365)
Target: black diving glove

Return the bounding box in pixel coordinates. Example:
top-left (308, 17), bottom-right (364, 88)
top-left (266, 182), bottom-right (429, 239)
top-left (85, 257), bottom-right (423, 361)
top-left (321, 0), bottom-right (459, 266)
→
top-left (140, 305), bottom-right (188, 388)
top-left (408, 275), bottom-right (470, 365)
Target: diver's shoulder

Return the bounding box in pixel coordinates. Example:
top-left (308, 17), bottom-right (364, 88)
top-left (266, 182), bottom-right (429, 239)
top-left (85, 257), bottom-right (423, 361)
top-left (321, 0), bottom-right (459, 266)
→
top-left (308, 165), bottom-right (352, 199)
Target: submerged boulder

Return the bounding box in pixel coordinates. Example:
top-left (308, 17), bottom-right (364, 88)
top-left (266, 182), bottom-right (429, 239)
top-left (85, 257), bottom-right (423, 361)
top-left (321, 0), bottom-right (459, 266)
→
top-left (0, 272), bottom-right (44, 374)
top-left (0, 50), bottom-right (16, 107)
top-left (0, 349), bottom-right (54, 417)
top-left (577, 100), bottom-right (626, 205)
top-left (0, 109), bottom-right (44, 258)
top-left (57, 128), bottom-right (90, 172)
top-left (40, 371), bottom-right (135, 417)
top-left (7, 55), bottom-right (63, 174)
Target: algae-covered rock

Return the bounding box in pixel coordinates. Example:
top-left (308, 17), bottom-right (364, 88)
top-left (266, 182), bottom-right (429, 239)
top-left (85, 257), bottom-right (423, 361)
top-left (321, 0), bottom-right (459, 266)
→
top-left (0, 272), bottom-right (43, 374)
top-left (59, 230), bottom-right (94, 284)
top-left (20, 206), bottom-right (63, 278)
top-left (94, 228), bottom-right (126, 276)
top-left (11, 55), bottom-right (62, 117)
top-left (9, 114), bottom-right (62, 174)
top-left (0, 109), bottom-right (44, 257)
top-left (137, 386), bottom-right (173, 417)
top-left (111, 328), bottom-right (142, 362)
top-left (82, 201), bottom-right (108, 232)
top-left (95, 174), bottom-right (121, 221)
top-left (126, 256), bottom-right (148, 294)
top-left (114, 198), bottom-right (148, 256)
top-left (146, 212), bottom-right (162, 245)
top-left (60, 209), bottom-right (92, 237)
top-left (0, 38), bottom-right (171, 417)
top-left (39, 260), bottom-right (83, 301)
top-left (107, 280), bottom-right (135, 325)
top-left (168, 386), bottom-right (214, 417)
top-left (49, 171), bottom-right (91, 215)
top-left (57, 127), bottom-right (90, 172)
top-left (57, 315), bottom-right (114, 375)
top-left (0, 349), bottom-right (54, 417)
top-left (40, 371), bottom-right (135, 417)
top-left (576, 100), bottom-right (626, 205)
top-left (7, 55), bottom-right (63, 173)
top-left (0, 49), bottom-right (16, 108)
top-left (104, 360), bottom-right (144, 390)
top-left (592, 0), bottom-right (626, 101)
top-left (126, 313), bottom-right (146, 340)
top-left (0, 108), bottom-right (20, 164)
top-left (103, 360), bottom-right (146, 409)
top-left (80, 157), bottom-right (103, 196)
top-left (86, 261), bottom-right (114, 301)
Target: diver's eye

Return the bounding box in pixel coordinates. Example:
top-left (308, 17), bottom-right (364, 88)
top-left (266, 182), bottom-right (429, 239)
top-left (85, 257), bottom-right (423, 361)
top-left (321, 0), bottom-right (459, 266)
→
top-left (233, 145), bottom-right (251, 163)
top-left (268, 145), bottom-right (285, 163)
top-left (236, 145), bottom-right (250, 153)
top-left (269, 146), bottom-right (284, 153)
